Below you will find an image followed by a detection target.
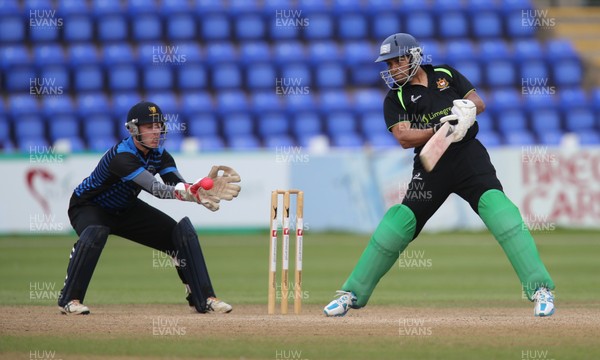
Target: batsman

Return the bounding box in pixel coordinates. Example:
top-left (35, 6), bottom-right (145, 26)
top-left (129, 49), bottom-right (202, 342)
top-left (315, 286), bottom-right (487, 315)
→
top-left (58, 101), bottom-right (241, 315)
top-left (324, 33), bottom-right (555, 317)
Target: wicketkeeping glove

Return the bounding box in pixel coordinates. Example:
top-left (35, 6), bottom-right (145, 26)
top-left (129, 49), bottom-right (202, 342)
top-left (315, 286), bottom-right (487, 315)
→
top-left (201, 165), bottom-right (241, 201)
top-left (174, 181), bottom-right (221, 211)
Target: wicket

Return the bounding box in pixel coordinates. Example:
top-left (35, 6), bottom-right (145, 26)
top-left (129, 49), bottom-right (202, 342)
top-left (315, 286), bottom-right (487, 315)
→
top-left (268, 189), bottom-right (304, 315)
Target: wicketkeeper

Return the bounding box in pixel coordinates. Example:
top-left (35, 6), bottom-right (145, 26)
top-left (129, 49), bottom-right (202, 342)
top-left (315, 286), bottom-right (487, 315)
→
top-left (324, 33), bottom-right (555, 317)
top-left (58, 101), bottom-right (241, 315)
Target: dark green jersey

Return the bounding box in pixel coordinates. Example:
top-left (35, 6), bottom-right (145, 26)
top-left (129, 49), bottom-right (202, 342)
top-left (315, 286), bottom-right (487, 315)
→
top-left (383, 64), bottom-right (479, 154)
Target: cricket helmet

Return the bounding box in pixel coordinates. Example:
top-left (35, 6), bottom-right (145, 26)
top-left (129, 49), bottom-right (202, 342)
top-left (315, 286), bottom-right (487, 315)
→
top-left (375, 33), bottom-right (423, 89)
top-left (125, 101), bottom-right (167, 148)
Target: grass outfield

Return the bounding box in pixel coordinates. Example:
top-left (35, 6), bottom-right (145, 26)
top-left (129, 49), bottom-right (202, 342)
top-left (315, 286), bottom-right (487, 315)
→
top-left (1, 230), bottom-right (599, 359)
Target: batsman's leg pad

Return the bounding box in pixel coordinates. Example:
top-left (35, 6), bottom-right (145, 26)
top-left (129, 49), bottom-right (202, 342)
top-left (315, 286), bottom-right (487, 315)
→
top-left (58, 225), bottom-right (109, 307)
top-left (172, 217), bottom-right (215, 313)
top-left (342, 204), bottom-right (416, 307)
top-left (478, 189), bottom-right (554, 300)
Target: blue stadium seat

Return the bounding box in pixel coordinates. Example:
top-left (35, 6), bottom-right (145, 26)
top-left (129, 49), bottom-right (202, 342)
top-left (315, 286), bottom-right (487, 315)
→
top-left (167, 14), bottom-right (196, 40)
top-left (419, 40), bottom-right (444, 64)
top-left (250, 92), bottom-right (284, 114)
top-left (104, 43), bottom-right (136, 65)
top-left (366, 133), bottom-right (397, 148)
top-left (506, 10), bottom-right (536, 38)
top-left (57, 0), bottom-right (89, 16)
top-left (405, 12), bottom-right (435, 40)
top-left (223, 113), bottom-right (254, 137)
top-left (78, 93), bottom-right (110, 117)
top-left (552, 60), bottom-right (583, 87)
top-left (5, 65), bottom-right (36, 92)
top-left (239, 41), bottom-right (271, 64)
top-left (474, 112), bottom-right (494, 133)
top-left (472, 11), bottom-right (503, 38)
top-left (132, 14), bottom-right (162, 41)
top-left (484, 61), bottom-right (515, 87)
top-left (39, 65), bottom-right (69, 92)
top-left (331, 133), bottom-right (363, 148)
top-left (303, 13), bottom-right (334, 40)
top-left (307, 41), bottom-right (342, 64)
top-left (84, 115), bottom-right (115, 141)
top-left (148, 92), bottom-right (178, 115)
top-left (143, 66), bottom-right (174, 90)
top-left (228, 0), bottom-right (261, 15)
top-left (519, 60), bottom-right (549, 83)
top-left (257, 113), bottom-right (289, 137)
top-left (280, 63), bottom-right (312, 87)
top-left (97, 14), bottom-right (128, 42)
top-left (577, 131), bottom-right (600, 145)
top-left (444, 39), bottom-right (477, 62)
top-left (320, 91), bottom-right (351, 113)
top-left (180, 92), bottom-right (214, 113)
top-left (188, 113), bottom-right (219, 137)
top-left (15, 115), bottom-right (45, 140)
top-left (523, 93), bottom-right (557, 113)
top-left (453, 60), bottom-right (482, 87)
top-left (505, 131), bottom-right (535, 145)
top-left (228, 135), bottom-right (261, 150)
top-left (172, 42), bottom-right (202, 63)
top-left (479, 39), bottom-right (511, 62)
top-left (558, 88), bottom-right (588, 110)
top-left (195, 136), bottom-right (226, 152)
top-left (1, 45), bottom-right (31, 69)
top-left (9, 94), bottom-right (39, 118)
top-left (513, 39), bottom-right (545, 62)
top-left (354, 89), bottom-right (383, 114)
top-left (201, 14), bottom-right (230, 40)
top-left (286, 94), bottom-right (317, 114)
top-left (235, 14), bottom-right (265, 40)
top-left (267, 11), bottom-right (300, 40)
top-left (360, 111), bottom-right (386, 134)
top-left (343, 41), bottom-right (374, 66)
top-left (63, 15), bottom-right (94, 42)
top-left (592, 87), bottom-right (600, 112)
top-left (125, 0), bottom-right (157, 15)
top-left (68, 44), bottom-right (100, 66)
top-left (160, 0), bottom-right (191, 14)
top-left (477, 131), bottom-right (502, 147)
top-left (538, 132), bottom-right (562, 145)
top-left (264, 135), bottom-right (295, 149)
top-left (109, 65), bottom-right (138, 91)
top-left (204, 42), bottom-right (238, 65)
top-left (216, 91), bottom-right (249, 114)
top-left (246, 63), bottom-right (276, 89)
top-left (315, 62), bottom-right (346, 88)
top-left (0, 117), bottom-right (10, 142)
top-left (0, 15), bottom-right (25, 42)
top-left (497, 110), bottom-right (528, 135)
top-left (338, 13), bottom-right (368, 39)
top-left (439, 12), bottom-right (469, 39)
top-left (73, 65), bottom-right (103, 91)
top-left (177, 65), bottom-right (207, 90)
top-left (326, 112), bottom-right (357, 135)
top-left (292, 112), bottom-right (322, 137)
top-left (273, 41), bottom-right (306, 64)
top-left (564, 109), bottom-right (595, 132)
top-left (29, 16), bottom-right (60, 42)
top-left (89, 136), bottom-right (117, 152)
top-left (19, 137), bottom-right (49, 152)
top-left (530, 109), bottom-right (561, 136)
top-left (371, 12), bottom-right (401, 40)
top-left (546, 39), bottom-right (578, 61)
top-left (112, 92), bottom-right (142, 119)
top-left (34, 44), bottom-right (66, 66)
top-left (211, 63), bottom-right (242, 89)
top-left (92, 0), bottom-right (123, 15)
top-left (49, 115), bottom-right (79, 141)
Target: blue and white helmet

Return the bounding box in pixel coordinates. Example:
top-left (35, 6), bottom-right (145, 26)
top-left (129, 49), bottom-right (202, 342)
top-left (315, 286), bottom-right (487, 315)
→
top-left (375, 33), bottom-right (423, 89)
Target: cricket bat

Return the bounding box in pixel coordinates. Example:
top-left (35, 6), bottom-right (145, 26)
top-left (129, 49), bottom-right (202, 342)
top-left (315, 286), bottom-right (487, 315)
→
top-left (419, 122), bottom-right (454, 172)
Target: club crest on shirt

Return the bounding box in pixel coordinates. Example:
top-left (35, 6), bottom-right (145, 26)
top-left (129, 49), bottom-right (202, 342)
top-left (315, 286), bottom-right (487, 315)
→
top-left (436, 78), bottom-right (449, 91)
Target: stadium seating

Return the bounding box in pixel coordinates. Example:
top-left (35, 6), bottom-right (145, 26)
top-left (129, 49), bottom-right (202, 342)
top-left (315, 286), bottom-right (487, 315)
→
top-left (0, 1), bottom-right (597, 151)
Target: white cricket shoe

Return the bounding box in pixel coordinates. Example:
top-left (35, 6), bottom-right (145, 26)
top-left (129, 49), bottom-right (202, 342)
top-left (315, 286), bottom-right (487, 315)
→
top-left (206, 297), bottom-right (233, 313)
top-left (323, 290), bottom-right (357, 317)
top-left (533, 287), bottom-right (555, 317)
top-left (59, 300), bottom-right (90, 315)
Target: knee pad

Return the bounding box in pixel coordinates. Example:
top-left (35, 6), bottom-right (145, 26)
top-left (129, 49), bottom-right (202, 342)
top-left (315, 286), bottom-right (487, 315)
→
top-left (371, 204), bottom-right (417, 254)
top-left (478, 189), bottom-right (521, 243)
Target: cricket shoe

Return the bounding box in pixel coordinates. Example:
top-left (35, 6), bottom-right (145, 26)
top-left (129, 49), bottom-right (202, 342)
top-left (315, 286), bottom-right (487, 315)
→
top-left (206, 297), bottom-right (232, 313)
top-left (323, 291), bottom-right (357, 317)
top-left (533, 287), bottom-right (555, 317)
top-left (59, 300), bottom-right (90, 315)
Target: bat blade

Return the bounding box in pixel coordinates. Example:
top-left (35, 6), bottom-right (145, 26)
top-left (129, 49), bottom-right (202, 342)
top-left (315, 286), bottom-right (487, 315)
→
top-left (419, 122), bottom-right (453, 172)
